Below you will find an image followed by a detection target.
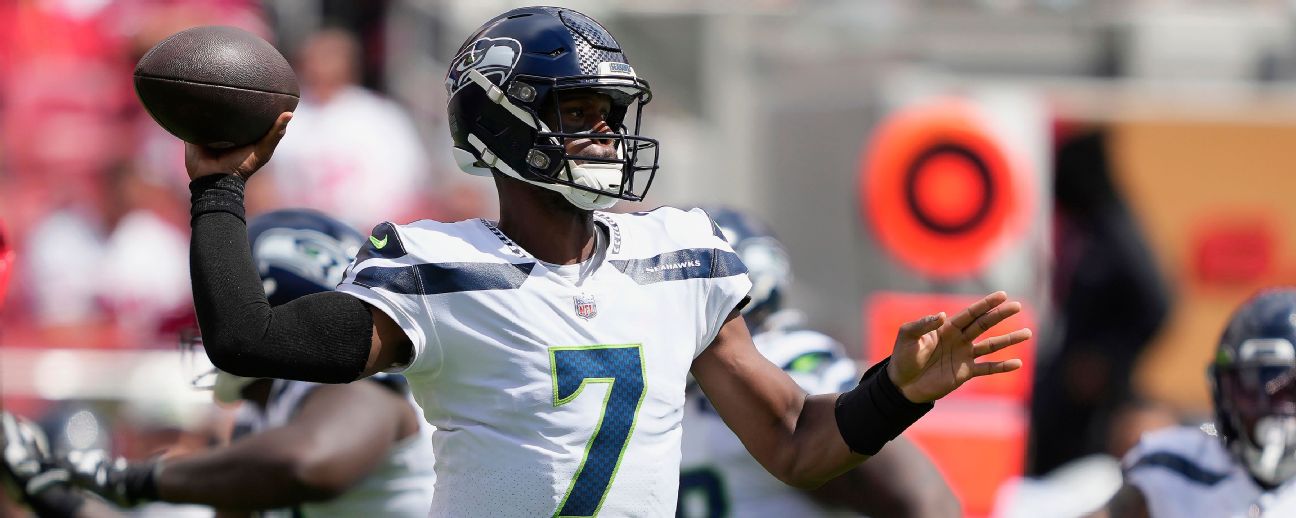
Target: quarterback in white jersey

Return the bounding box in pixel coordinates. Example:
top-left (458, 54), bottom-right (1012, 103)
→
top-left (338, 207), bottom-right (748, 515)
top-left (1099, 289), bottom-right (1296, 518)
top-left (183, 6), bottom-right (1031, 518)
top-left (679, 207), bottom-right (958, 518)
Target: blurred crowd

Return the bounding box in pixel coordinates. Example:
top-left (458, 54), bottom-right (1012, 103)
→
top-left (0, 0), bottom-right (486, 351)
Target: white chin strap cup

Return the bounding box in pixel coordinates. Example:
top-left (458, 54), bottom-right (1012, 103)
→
top-left (563, 162), bottom-right (622, 210)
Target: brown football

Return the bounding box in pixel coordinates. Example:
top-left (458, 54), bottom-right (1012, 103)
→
top-left (134, 26), bottom-right (299, 149)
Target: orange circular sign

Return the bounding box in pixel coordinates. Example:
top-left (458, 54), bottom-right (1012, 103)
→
top-left (860, 99), bottom-right (1029, 278)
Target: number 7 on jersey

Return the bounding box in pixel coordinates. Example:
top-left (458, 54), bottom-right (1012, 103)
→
top-left (550, 344), bottom-right (647, 517)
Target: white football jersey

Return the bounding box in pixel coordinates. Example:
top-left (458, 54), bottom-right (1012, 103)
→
top-left (1123, 425), bottom-right (1296, 517)
top-left (336, 207), bottom-right (752, 517)
top-left (231, 376), bottom-right (437, 518)
top-left (679, 312), bottom-right (859, 518)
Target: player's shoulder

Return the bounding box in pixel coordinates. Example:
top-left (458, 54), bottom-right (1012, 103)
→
top-left (598, 207), bottom-right (747, 285)
top-left (354, 218), bottom-right (522, 266)
top-left (1122, 424), bottom-right (1235, 486)
top-left (598, 206), bottom-right (729, 256)
top-left (343, 218), bottom-right (536, 299)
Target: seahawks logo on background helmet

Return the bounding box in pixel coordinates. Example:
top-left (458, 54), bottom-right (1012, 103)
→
top-left (446, 37), bottom-right (523, 96)
top-left (252, 227), bottom-right (358, 299)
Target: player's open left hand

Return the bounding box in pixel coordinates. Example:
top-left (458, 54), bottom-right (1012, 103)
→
top-left (185, 111), bottom-right (292, 181)
top-left (886, 291), bottom-right (1031, 403)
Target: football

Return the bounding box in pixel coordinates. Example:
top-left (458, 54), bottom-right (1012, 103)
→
top-left (134, 26), bottom-right (299, 149)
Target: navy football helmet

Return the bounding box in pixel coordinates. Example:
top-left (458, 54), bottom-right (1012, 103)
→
top-left (445, 6), bottom-right (659, 211)
top-left (247, 208), bottom-right (363, 306)
top-left (701, 207), bottom-right (791, 325)
top-left (189, 209), bottom-right (363, 402)
top-left (1211, 288), bottom-right (1296, 487)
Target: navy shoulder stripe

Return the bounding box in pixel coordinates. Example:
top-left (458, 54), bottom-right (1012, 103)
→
top-left (355, 222), bottom-right (408, 263)
top-left (609, 248), bottom-right (747, 285)
top-left (1128, 452), bottom-right (1229, 486)
top-left (354, 261), bottom-right (535, 295)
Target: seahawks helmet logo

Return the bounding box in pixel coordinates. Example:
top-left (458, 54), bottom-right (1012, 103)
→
top-left (252, 228), bottom-right (357, 298)
top-left (446, 37), bottom-right (523, 96)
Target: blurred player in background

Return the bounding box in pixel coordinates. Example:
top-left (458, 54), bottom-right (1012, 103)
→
top-left (1097, 288), bottom-right (1296, 517)
top-left (186, 7), bottom-right (1029, 516)
top-left (678, 207), bottom-right (959, 518)
top-left (2, 210), bottom-right (436, 517)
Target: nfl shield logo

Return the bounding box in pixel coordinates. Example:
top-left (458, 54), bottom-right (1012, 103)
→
top-left (574, 294), bottom-right (598, 320)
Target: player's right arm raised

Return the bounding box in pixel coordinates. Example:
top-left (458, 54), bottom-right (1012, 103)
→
top-left (186, 112), bottom-right (409, 382)
top-left (692, 291), bottom-right (1028, 488)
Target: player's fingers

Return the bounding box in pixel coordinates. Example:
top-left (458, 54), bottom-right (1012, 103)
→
top-left (947, 291), bottom-right (1008, 330)
top-left (254, 112), bottom-right (293, 156)
top-left (960, 301), bottom-right (1022, 341)
top-left (972, 328), bottom-right (1032, 357)
top-left (971, 359), bottom-right (1023, 377)
top-left (898, 312), bottom-right (945, 339)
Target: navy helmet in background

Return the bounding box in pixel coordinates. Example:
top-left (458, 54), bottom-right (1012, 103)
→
top-left (1211, 288), bottom-right (1296, 487)
top-left (248, 208), bottom-right (364, 307)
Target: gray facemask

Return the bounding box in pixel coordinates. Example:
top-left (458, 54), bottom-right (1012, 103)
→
top-left (1236, 415), bottom-right (1296, 486)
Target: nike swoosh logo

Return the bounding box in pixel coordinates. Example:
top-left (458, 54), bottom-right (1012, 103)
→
top-left (370, 235), bottom-right (389, 249)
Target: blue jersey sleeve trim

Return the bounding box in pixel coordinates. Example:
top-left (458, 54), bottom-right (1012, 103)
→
top-left (354, 261), bottom-right (535, 295)
top-left (1127, 451), bottom-right (1229, 486)
top-left (609, 248), bottom-right (747, 285)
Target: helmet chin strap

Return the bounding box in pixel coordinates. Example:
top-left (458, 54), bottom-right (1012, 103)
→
top-left (453, 69), bottom-right (624, 211)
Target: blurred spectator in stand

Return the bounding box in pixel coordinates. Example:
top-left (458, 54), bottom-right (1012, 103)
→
top-left (2, 54), bottom-right (132, 346)
top-left (1028, 129), bottom-right (1172, 476)
top-left (94, 163), bottom-right (193, 339)
top-left (20, 162), bottom-right (191, 348)
top-left (268, 27), bottom-right (432, 229)
top-left (0, 0), bottom-right (269, 346)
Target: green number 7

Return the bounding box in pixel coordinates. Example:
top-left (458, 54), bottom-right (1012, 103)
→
top-left (550, 344), bottom-right (647, 517)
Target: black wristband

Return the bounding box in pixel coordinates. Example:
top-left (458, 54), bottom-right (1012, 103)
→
top-left (834, 357), bottom-right (933, 455)
top-left (27, 484), bottom-right (86, 518)
top-left (190, 174), bottom-right (247, 222)
top-left (123, 461), bottom-right (159, 504)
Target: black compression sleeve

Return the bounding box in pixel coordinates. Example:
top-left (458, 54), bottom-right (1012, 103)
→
top-left (189, 175), bottom-right (372, 383)
top-left (834, 357), bottom-right (933, 456)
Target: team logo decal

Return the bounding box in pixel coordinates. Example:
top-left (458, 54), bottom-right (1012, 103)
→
top-left (446, 37), bottom-right (523, 95)
top-left (574, 294), bottom-right (598, 320)
top-left (253, 228), bottom-right (355, 293)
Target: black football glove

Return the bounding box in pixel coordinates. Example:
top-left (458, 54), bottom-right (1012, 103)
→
top-left (63, 449), bottom-right (159, 507)
top-left (1, 411), bottom-right (87, 516)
